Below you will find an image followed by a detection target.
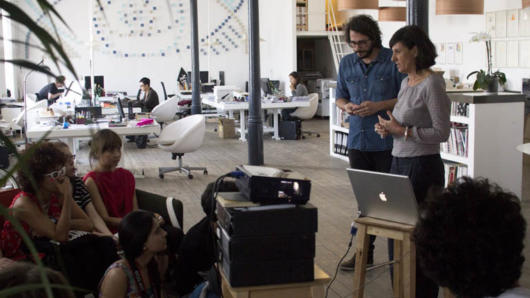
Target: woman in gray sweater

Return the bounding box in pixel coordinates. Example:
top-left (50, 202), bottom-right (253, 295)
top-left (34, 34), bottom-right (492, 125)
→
top-left (281, 71), bottom-right (308, 120)
top-left (375, 25), bottom-right (450, 297)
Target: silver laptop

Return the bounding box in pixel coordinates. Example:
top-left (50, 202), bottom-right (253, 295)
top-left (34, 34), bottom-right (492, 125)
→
top-left (347, 168), bottom-right (419, 225)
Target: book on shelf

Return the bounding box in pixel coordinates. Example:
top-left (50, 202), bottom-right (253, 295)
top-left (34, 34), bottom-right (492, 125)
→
top-left (334, 108), bottom-right (349, 127)
top-left (333, 131), bottom-right (348, 156)
top-left (443, 161), bottom-right (468, 187)
top-left (441, 123), bottom-right (468, 157)
top-left (450, 102), bottom-right (469, 117)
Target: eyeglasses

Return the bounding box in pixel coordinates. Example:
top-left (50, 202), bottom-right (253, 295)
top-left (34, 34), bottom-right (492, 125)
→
top-left (349, 39), bottom-right (371, 48)
top-left (45, 166), bottom-right (66, 179)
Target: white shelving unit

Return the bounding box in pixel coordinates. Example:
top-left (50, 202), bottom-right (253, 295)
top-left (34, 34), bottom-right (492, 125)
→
top-left (441, 92), bottom-right (524, 198)
top-left (329, 88), bottom-right (349, 162)
top-left (329, 90), bottom-right (525, 198)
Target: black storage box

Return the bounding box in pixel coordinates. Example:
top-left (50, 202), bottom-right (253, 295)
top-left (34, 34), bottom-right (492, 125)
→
top-left (218, 226), bottom-right (315, 262)
top-left (221, 256), bottom-right (314, 287)
top-left (279, 120), bottom-right (301, 140)
top-left (217, 203), bottom-right (318, 237)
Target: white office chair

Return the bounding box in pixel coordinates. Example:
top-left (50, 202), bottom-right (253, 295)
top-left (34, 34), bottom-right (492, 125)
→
top-left (158, 114), bottom-right (207, 179)
top-left (289, 92), bottom-right (320, 138)
top-left (516, 143), bottom-right (530, 155)
top-left (151, 96), bottom-right (180, 128)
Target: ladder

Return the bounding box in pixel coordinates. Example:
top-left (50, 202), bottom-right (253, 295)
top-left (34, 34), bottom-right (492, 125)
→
top-left (326, 0), bottom-right (353, 73)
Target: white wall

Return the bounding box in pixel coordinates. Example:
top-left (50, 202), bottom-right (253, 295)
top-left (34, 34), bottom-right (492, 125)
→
top-left (429, 0), bottom-right (529, 91)
top-left (13, 0), bottom-right (295, 98)
top-left (259, 0), bottom-right (296, 94)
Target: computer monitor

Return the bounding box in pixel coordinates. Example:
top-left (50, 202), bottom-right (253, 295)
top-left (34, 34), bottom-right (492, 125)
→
top-left (269, 80), bottom-right (280, 94)
top-left (116, 97), bottom-right (126, 121)
top-left (84, 76), bottom-right (104, 90)
top-left (260, 78), bottom-right (270, 96)
top-left (187, 71), bottom-right (209, 84)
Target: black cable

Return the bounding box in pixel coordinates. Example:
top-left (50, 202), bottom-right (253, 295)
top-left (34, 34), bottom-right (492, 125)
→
top-left (325, 233), bottom-right (354, 298)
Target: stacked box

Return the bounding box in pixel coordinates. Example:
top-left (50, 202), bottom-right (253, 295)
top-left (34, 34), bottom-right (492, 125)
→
top-left (217, 203), bottom-right (318, 287)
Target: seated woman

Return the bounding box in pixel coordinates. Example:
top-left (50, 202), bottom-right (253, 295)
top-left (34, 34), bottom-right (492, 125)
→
top-left (281, 71), bottom-right (308, 121)
top-left (99, 210), bottom-right (167, 298)
top-left (0, 141), bottom-right (118, 292)
top-left (53, 141), bottom-right (113, 236)
top-left (84, 129), bottom-right (182, 253)
top-left (83, 129), bottom-right (137, 233)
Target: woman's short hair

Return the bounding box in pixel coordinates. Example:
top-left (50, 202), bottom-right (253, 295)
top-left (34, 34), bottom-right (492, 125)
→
top-left (0, 262), bottom-right (74, 298)
top-left (89, 129), bottom-right (122, 165)
top-left (389, 25), bottom-right (437, 71)
top-left (413, 177), bottom-right (526, 298)
top-left (344, 15), bottom-right (382, 48)
top-left (17, 142), bottom-right (67, 193)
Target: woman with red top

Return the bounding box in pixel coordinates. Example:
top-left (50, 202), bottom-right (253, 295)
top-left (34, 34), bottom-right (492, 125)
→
top-left (0, 141), bottom-right (118, 293)
top-left (84, 129), bottom-right (138, 233)
top-left (0, 141), bottom-right (93, 259)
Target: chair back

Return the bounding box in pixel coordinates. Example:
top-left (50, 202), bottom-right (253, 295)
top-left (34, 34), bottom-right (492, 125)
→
top-left (0, 189), bottom-right (20, 226)
top-left (136, 189), bottom-right (183, 229)
top-left (158, 114), bottom-right (205, 153)
top-left (290, 93), bottom-right (319, 120)
top-left (151, 96), bottom-right (180, 124)
top-left (161, 82), bottom-right (168, 100)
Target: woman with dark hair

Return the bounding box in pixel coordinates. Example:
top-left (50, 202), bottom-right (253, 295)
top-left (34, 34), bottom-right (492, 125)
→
top-left (281, 71), bottom-right (308, 120)
top-left (99, 210), bottom-right (167, 297)
top-left (84, 129), bottom-right (137, 233)
top-left (0, 141), bottom-right (118, 293)
top-left (375, 25), bottom-right (451, 297)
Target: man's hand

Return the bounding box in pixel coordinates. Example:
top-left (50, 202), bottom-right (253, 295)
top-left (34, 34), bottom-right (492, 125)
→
top-left (343, 102), bottom-right (360, 115)
top-left (352, 101), bottom-right (381, 117)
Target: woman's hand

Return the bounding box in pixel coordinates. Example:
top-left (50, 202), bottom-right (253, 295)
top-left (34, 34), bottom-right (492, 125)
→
top-left (377, 111), bottom-right (405, 136)
top-left (54, 178), bottom-right (72, 202)
top-left (374, 122), bottom-right (389, 138)
top-left (289, 83), bottom-right (295, 91)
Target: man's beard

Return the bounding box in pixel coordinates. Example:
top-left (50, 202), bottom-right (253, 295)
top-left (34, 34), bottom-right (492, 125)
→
top-left (355, 45), bottom-right (374, 59)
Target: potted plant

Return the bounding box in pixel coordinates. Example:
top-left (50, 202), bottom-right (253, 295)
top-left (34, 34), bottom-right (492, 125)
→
top-left (466, 32), bottom-right (506, 92)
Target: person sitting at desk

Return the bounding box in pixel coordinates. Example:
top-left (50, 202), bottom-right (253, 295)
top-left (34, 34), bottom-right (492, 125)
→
top-left (133, 77), bottom-right (159, 113)
top-left (37, 75), bottom-right (65, 106)
top-left (281, 71), bottom-right (308, 121)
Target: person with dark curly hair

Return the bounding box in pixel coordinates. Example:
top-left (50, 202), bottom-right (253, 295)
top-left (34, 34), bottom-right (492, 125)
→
top-left (0, 141), bottom-right (119, 293)
top-left (0, 141), bottom-right (93, 259)
top-left (414, 177), bottom-right (529, 298)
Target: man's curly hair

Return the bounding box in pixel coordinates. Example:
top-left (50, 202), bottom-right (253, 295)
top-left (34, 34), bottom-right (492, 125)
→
top-left (413, 177), bottom-right (526, 298)
top-left (17, 142), bottom-right (67, 194)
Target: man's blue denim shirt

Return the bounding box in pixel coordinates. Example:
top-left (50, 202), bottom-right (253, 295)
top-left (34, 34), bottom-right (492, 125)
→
top-left (336, 47), bottom-right (406, 151)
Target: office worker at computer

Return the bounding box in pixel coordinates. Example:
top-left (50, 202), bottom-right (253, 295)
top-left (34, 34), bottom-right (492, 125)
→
top-left (281, 71), bottom-right (308, 121)
top-left (335, 15), bottom-right (406, 272)
top-left (37, 75), bottom-right (66, 105)
top-left (135, 77), bottom-right (159, 112)
top-left (375, 25), bottom-right (450, 298)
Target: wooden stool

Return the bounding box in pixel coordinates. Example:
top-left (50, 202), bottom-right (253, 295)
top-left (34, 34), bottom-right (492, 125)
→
top-left (221, 265), bottom-right (330, 298)
top-left (352, 217), bottom-right (415, 298)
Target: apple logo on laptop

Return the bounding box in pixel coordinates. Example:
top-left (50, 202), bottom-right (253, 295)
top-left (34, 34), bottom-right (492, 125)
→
top-left (379, 192), bottom-right (388, 202)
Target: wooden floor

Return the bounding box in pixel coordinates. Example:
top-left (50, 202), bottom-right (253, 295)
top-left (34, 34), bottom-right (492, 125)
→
top-left (74, 118), bottom-right (530, 298)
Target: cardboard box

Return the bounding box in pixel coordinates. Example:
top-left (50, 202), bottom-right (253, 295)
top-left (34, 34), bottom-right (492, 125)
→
top-left (218, 118), bottom-right (236, 139)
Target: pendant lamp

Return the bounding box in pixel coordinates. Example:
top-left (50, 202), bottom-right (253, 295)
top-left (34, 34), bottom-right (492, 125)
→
top-left (378, 7), bottom-right (406, 21)
top-left (524, 0), bottom-right (530, 8)
top-left (337, 0), bottom-right (378, 10)
top-left (436, 0), bottom-right (484, 15)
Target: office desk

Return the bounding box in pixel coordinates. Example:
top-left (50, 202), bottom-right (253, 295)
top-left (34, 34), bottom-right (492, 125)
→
top-left (202, 98), bottom-right (310, 141)
top-left (26, 121), bottom-right (160, 154)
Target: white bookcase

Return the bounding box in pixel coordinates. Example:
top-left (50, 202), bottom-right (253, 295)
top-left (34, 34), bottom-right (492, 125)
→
top-left (329, 90), bottom-right (525, 198)
top-left (329, 88), bottom-right (349, 162)
top-left (441, 92), bottom-right (525, 198)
